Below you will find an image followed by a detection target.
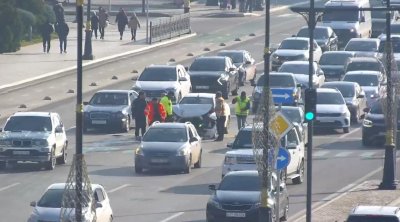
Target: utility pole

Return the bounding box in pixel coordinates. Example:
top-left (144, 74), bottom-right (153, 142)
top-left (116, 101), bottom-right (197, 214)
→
top-left (76, 0), bottom-right (84, 221)
top-left (142, 0), bottom-right (146, 14)
top-left (83, 0), bottom-right (94, 60)
top-left (259, 0), bottom-right (272, 220)
top-left (146, 0), bottom-right (149, 43)
top-left (380, 0), bottom-right (397, 190)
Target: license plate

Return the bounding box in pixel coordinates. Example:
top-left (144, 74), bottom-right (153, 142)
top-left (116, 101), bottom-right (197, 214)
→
top-left (151, 158), bottom-right (168, 163)
top-left (13, 151), bottom-right (30, 155)
top-left (226, 212), bottom-right (246, 218)
top-left (92, 120), bottom-right (107, 125)
top-left (196, 86), bottom-right (209, 89)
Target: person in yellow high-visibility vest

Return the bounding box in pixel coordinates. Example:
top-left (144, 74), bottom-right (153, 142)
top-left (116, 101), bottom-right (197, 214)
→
top-left (232, 91), bottom-right (251, 130)
top-left (160, 91), bottom-right (174, 122)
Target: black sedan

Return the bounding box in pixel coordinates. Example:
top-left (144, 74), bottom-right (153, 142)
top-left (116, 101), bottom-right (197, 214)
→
top-left (188, 56), bottom-right (239, 99)
top-left (296, 26), bottom-right (338, 51)
top-left (206, 171), bottom-right (289, 222)
top-left (83, 90), bottom-right (138, 133)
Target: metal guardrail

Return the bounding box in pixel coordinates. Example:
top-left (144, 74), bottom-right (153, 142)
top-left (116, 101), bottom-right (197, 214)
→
top-left (149, 13), bottom-right (191, 44)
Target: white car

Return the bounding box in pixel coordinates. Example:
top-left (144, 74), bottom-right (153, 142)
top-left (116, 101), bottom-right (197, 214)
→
top-left (222, 124), bottom-right (305, 184)
top-left (344, 38), bottom-right (380, 58)
top-left (278, 61), bottom-right (326, 88)
top-left (0, 112), bottom-right (68, 170)
top-left (315, 88), bottom-right (351, 133)
top-left (132, 64), bottom-right (191, 102)
top-left (28, 183), bottom-right (113, 222)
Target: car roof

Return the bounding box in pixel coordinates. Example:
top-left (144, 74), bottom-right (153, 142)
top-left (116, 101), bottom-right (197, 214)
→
top-left (345, 70), bottom-right (382, 75)
top-left (317, 88), bottom-right (341, 93)
top-left (322, 81), bottom-right (357, 86)
top-left (300, 25), bottom-right (330, 30)
top-left (322, 51), bottom-right (356, 56)
top-left (218, 50), bottom-right (245, 54)
top-left (196, 56), bottom-right (226, 60)
top-left (348, 38), bottom-right (380, 43)
top-left (225, 170), bottom-right (259, 177)
top-left (184, 93), bottom-right (215, 98)
top-left (378, 34), bottom-right (400, 41)
top-left (12, 112), bottom-right (53, 117)
top-left (96, 89), bottom-right (133, 93)
top-left (281, 61), bottom-right (316, 65)
top-left (350, 206), bottom-right (400, 216)
top-left (269, 72), bottom-right (295, 77)
top-left (47, 183), bottom-right (103, 190)
top-left (150, 122), bottom-right (188, 129)
top-left (146, 65), bottom-right (177, 69)
top-left (284, 37), bottom-right (309, 42)
top-left (348, 57), bottom-right (380, 62)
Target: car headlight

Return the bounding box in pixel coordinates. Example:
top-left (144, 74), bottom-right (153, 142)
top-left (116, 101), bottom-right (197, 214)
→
top-left (217, 74), bottom-right (229, 85)
top-left (271, 54), bottom-right (279, 60)
top-left (341, 111), bottom-right (350, 117)
top-left (224, 156), bottom-right (237, 165)
top-left (135, 147), bottom-right (143, 156)
top-left (209, 198), bottom-right (223, 209)
top-left (363, 119), bottom-right (373, 127)
top-left (32, 139), bottom-right (48, 147)
top-left (112, 111), bottom-right (125, 119)
top-left (350, 28), bottom-right (356, 32)
top-left (0, 140), bottom-right (11, 147)
top-left (177, 147), bottom-right (190, 156)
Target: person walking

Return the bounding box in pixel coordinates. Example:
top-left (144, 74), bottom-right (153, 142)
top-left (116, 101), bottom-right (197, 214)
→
top-left (98, 7), bottom-right (109, 40)
top-left (215, 91), bottom-right (227, 141)
top-left (128, 12), bottom-right (140, 41)
top-left (115, 8), bottom-right (128, 40)
top-left (239, 0), bottom-right (246, 12)
top-left (245, 0), bottom-right (253, 12)
top-left (41, 21), bottom-right (54, 53)
top-left (160, 92), bottom-right (174, 122)
top-left (55, 21), bottom-right (69, 54)
top-left (183, 0), bottom-right (191, 13)
top-left (132, 91), bottom-right (147, 140)
top-left (232, 91), bottom-right (250, 130)
top-left (145, 98), bottom-right (167, 126)
top-left (91, 11), bottom-right (99, 39)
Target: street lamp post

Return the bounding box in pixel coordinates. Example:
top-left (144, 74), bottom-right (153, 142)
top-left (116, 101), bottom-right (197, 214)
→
top-left (83, 0), bottom-right (94, 60)
top-left (146, 0), bottom-right (149, 43)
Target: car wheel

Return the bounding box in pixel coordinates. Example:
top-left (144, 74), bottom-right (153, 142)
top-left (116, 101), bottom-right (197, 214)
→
top-left (343, 127), bottom-right (350, 133)
top-left (194, 151), bottom-right (202, 168)
top-left (183, 155), bottom-right (192, 174)
top-left (122, 118), bottom-right (130, 133)
top-left (362, 134), bottom-right (373, 146)
top-left (135, 165), bottom-right (143, 174)
top-left (280, 198), bottom-right (289, 221)
top-left (292, 160), bottom-right (304, 185)
top-left (45, 148), bottom-right (56, 170)
top-left (223, 84), bottom-right (230, 99)
top-left (56, 143), bottom-right (67, 165)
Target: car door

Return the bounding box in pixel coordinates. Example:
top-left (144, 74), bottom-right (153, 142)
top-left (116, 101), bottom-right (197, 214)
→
top-left (52, 115), bottom-right (64, 155)
top-left (244, 51), bottom-right (256, 81)
top-left (226, 58), bottom-right (238, 89)
top-left (356, 84), bottom-right (367, 114)
top-left (285, 128), bottom-right (301, 175)
top-left (188, 126), bottom-right (200, 163)
top-left (178, 67), bottom-right (191, 96)
top-left (94, 188), bottom-right (108, 222)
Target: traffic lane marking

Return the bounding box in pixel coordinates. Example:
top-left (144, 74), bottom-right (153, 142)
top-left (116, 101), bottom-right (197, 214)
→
top-left (159, 212), bottom-right (184, 222)
top-left (0, 183), bottom-right (20, 192)
top-left (108, 184), bottom-right (130, 193)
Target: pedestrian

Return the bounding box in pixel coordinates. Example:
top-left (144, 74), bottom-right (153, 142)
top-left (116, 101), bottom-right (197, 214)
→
top-left (239, 0), bottom-right (246, 12)
top-left (232, 91), bottom-right (250, 130)
top-left (41, 21), bottom-right (54, 53)
top-left (183, 0), bottom-right (191, 13)
top-left (91, 11), bottom-right (99, 39)
top-left (145, 98), bottom-right (167, 126)
top-left (132, 91), bottom-right (147, 141)
top-left (214, 91), bottom-right (227, 141)
top-left (55, 21), bottom-right (69, 54)
top-left (128, 12), bottom-right (140, 41)
top-left (53, 2), bottom-right (65, 24)
top-left (160, 91), bottom-right (174, 122)
top-left (245, 0), bottom-right (253, 12)
top-left (231, 0), bottom-right (237, 9)
top-left (115, 8), bottom-right (128, 40)
top-left (98, 7), bottom-right (109, 40)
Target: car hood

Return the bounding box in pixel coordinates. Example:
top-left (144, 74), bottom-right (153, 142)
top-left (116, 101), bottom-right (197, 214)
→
top-left (361, 86), bottom-right (379, 95)
top-left (215, 190), bottom-right (260, 204)
top-left (0, 131), bottom-right (51, 140)
top-left (352, 51), bottom-right (378, 58)
top-left (226, 149), bottom-right (254, 156)
top-left (321, 65), bottom-right (343, 71)
top-left (274, 50), bottom-right (307, 56)
top-left (141, 142), bottom-right (187, 152)
top-left (317, 104), bottom-right (347, 113)
top-left (321, 21), bottom-right (359, 30)
top-left (84, 105), bottom-right (129, 113)
top-left (32, 207), bottom-right (61, 221)
top-left (173, 104), bottom-right (213, 117)
top-left (135, 81), bottom-right (178, 90)
top-left (188, 71), bottom-right (224, 76)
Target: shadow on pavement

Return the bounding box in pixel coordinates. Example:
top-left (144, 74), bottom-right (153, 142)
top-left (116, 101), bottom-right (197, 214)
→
top-left (318, 139), bottom-right (384, 150)
top-left (0, 162), bottom-right (70, 174)
top-left (160, 183), bottom-right (212, 195)
top-left (208, 147), bottom-right (229, 154)
top-left (89, 166), bottom-right (192, 177)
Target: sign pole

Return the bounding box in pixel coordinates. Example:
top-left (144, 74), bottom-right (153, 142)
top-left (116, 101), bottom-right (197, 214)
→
top-left (275, 169), bottom-right (280, 222)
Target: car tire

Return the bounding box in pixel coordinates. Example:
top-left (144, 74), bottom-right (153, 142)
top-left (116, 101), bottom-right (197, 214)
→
top-left (56, 144), bottom-right (67, 165)
top-left (183, 155), bottom-right (192, 174)
top-left (343, 127), bottom-right (350, 133)
top-left (280, 198), bottom-right (289, 221)
top-left (135, 165), bottom-right (143, 174)
top-left (45, 148), bottom-right (56, 170)
top-left (122, 118), bottom-right (130, 133)
top-left (362, 134), bottom-right (373, 146)
top-left (194, 151), bottom-right (202, 168)
top-left (292, 160), bottom-right (304, 185)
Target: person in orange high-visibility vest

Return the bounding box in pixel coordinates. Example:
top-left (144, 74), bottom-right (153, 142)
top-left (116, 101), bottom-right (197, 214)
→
top-left (144, 98), bottom-right (167, 126)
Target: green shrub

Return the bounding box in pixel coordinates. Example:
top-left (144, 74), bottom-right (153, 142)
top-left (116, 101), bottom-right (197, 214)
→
top-left (0, 0), bottom-right (23, 53)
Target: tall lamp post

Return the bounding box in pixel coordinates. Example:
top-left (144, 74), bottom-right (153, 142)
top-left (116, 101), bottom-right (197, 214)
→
top-left (83, 0), bottom-right (94, 60)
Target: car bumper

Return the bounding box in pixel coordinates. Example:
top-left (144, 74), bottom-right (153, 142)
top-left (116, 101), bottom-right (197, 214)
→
top-left (362, 125), bottom-right (386, 142)
top-left (207, 204), bottom-right (259, 222)
top-left (314, 116), bottom-right (350, 129)
top-left (222, 164), bottom-right (257, 177)
top-left (135, 155), bottom-right (189, 170)
top-left (84, 117), bottom-right (128, 129)
top-left (192, 84), bottom-right (226, 94)
top-left (0, 149), bottom-right (51, 162)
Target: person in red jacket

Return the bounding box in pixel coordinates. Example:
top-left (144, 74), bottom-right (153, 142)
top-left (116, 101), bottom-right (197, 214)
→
top-left (145, 98), bottom-right (167, 126)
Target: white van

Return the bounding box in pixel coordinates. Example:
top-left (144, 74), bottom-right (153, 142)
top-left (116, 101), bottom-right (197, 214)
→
top-left (320, 0), bottom-right (372, 48)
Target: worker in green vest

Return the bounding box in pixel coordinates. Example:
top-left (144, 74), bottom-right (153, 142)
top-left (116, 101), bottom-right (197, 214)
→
top-left (160, 91), bottom-right (174, 122)
top-left (232, 91), bottom-right (251, 130)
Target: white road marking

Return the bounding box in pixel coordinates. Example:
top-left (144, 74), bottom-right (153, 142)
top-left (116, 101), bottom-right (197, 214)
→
top-left (360, 151), bottom-right (378, 158)
top-left (108, 184), bottom-right (130, 193)
top-left (159, 212), bottom-right (184, 222)
top-left (335, 151), bottom-right (353, 157)
top-left (0, 183), bottom-right (20, 192)
top-left (313, 150), bottom-right (330, 157)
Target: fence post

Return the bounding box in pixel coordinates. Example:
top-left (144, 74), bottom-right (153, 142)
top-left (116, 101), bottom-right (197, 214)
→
top-left (149, 21), bottom-right (152, 44)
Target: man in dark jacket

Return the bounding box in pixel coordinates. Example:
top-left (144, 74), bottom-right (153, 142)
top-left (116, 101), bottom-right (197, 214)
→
top-left (41, 21), bottom-right (54, 53)
top-left (55, 21), bottom-right (69, 54)
top-left (115, 8), bottom-right (128, 40)
top-left (132, 91), bottom-right (147, 140)
top-left (91, 11), bottom-right (99, 39)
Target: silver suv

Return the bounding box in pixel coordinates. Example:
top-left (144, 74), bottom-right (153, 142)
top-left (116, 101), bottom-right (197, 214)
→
top-left (347, 205), bottom-right (400, 222)
top-left (0, 112), bottom-right (68, 170)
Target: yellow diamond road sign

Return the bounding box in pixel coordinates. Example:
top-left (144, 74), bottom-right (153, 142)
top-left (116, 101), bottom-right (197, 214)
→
top-left (269, 112), bottom-right (293, 139)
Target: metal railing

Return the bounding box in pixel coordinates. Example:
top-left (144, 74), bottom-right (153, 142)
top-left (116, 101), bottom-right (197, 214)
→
top-left (149, 13), bottom-right (191, 44)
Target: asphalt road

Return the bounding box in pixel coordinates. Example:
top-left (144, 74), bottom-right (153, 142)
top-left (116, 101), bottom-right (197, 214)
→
top-left (0, 6), bottom-right (399, 222)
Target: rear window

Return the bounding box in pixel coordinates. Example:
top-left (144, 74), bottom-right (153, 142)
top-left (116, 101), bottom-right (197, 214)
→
top-left (347, 215), bottom-right (400, 222)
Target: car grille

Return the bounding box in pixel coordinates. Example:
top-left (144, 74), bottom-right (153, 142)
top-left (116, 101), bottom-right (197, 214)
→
top-left (191, 75), bottom-right (221, 90)
top-left (12, 140), bottom-right (32, 147)
top-left (278, 55), bottom-right (300, 61)
top-left (145, 151), bottom-right (172, 157)
top-left (90, 112), bottom-right (110, 119)
top-left (317, 113), bottom-right (341, 117)
top-left (236, 156), bottom-right (255, 164)
top-left (143, 90), bottom-right (166, 98)
top-left (222, 204), bottom-right (253, 211)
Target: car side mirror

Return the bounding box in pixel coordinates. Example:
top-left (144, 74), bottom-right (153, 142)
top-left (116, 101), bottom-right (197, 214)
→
top-left (185, 66), bottom-right (189, 71)
top-left (55, 126), bottom-right (63, 133)
top-left (227, 142), bottom-right (233, 148)
top-left (245, 60), bottom-right (251, 65)
top-left (179, 76), bottom-right (188, 81)
top-left (30, 201), bottom-right (36, 207)
top-left (363, 107), bottom-right (371, 113)
top-left (190, 137), bottom-right (198, 143)
top-left (83, 101), bottom-right (89, 105)
top-left (229, 67), bottom-right (236, 72)
top-left (208, 184), bottom-right (216, 191)
top-left (96, 202), bottom-right (103, 208)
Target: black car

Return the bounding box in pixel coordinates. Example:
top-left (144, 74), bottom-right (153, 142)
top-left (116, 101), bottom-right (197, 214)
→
top-left (188, 56), bottom-right (239, 99)
top-left (206, 170), bottom-right (289, 222)
top-left (83, 90), bottom-right (138, 133)
top-left (319, 51), bottom-right (356, 80)
top-left (296, 25), bottom-right (338, 51)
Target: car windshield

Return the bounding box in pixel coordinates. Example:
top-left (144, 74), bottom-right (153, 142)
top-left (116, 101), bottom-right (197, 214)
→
top-left (345, 41), bottom-right (378, 52)
top-left (257, 75), bottom-right (295, 87)
top-left (347, 216), bottom-right (399, 222)
top-left (218, 52), bottom-right (244, 63)
top-left (297, 28), bottom-right (329, 39)
top-left (281, 108), bottom-right (302, 123)
top-left (346, 62), bottom-right (381, 72)
top-left (219, 175), bottom-right (261, 191)
top-left (142, 128), bottom-right (187, 142)
top-left (89, 93), bottom-right (128, 106)
top-left (320, 53), bottom-right (353, 65)
top-left (279, 64), bottom-right (315, 74)
top-left (279, 39), bottom-right (309, 50)
top-left (233, 130), bottom-right (253, 148)
top-left (37, 189), bottom-right (90, 208)
top-left (322, 9), bottom-right (359, 22)
top-left (4, 116), bottom-right (52, 132)
top-left (180, 97), bottom-right (213, 105)
top-left (138, 67), bottom-right (177, 81)
top-left (322, 84), bottom-right (355, 97)
top-left (370, 101), bottom-right (383, 114)
top-left (317, 92), bottom-right (345, 105)
top-left (189, 58), bottom-right (226, 71)
top-left (343, 75), bottom-right (379, 86)
top-left (378, 39), bottom-right (400, 53)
